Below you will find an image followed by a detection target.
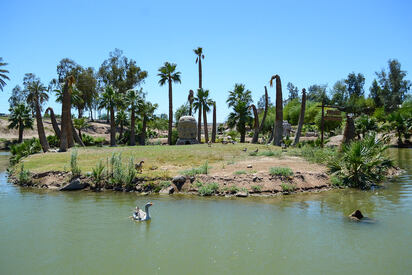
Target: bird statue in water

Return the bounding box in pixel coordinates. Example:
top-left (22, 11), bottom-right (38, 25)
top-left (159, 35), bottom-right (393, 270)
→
top-left (132, 202), bottom-right (153, 221)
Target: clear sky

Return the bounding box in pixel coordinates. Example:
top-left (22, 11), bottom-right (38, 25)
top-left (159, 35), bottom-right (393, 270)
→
top-left (1, 0), bottom-right (411, 122)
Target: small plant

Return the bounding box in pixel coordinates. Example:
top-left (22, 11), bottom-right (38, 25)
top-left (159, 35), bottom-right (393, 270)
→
top-left (94, 137), bottom-right (105, 147)
top-left (251, 185), bottom-right (262, 192)
top-left (70, 149), bottom-right (81, 179)
top-left (194, 180), bottom-right (204, 188)
top-left (10, 138), bottom-right (41, 164)
top-left (248, 151), bottom-right (258, 156)
top-left (124, 157), bottom-right (136, 190)
top-left (240, 187), bottom-right (249, 193)
top-left (18, 164), bottom-right (31, 185)
top-left (182, 161), bottom-right (210, 176)
top-left (198, 182), bottom-right (219, 196)
top-left (160, 181), bottom-right (172, 189)
top-left (269, 167), bottom-right (293, 177)
top-left (229, 185), bottom-right (240, 194)
top-left (281, 183), bottom-right (295, 192)
top-left (110, 153), bottom-right (124, 188)
top-left (46, 135), bottom-right (60, 148)
top-left (92, 160), bottom-right (106, 190)
top-left (81, 134), bottom-right (95, 146)
top-left (233, 170), bottom-right (247, 175)
top-left (330, 175), bottom-right (344, 187)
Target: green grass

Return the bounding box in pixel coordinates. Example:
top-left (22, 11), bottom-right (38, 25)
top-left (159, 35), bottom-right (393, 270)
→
top-left (198, 182), bottom-right (219, 196)
top-left (251, 185), bottom-right (262, 192)
top-left (269, 167), bottom-right (294, 177)
top-left (182, 161), bottom-right (210, 176)
top-left (233, 170), bottom-right (247, 175)
top-left (281, 183), bottom-right (295, 192)
top-left (249, 150), bottom-right (282, 158)
top-left (159, 181), bottom-right (172, 189)
top-left (287, 145), bottom-right (337, 165)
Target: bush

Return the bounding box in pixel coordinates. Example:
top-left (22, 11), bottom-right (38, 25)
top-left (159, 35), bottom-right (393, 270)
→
top-left (18, 164), bottom-right (31, 185)
top-left (171, 129), bottom-right (179, 145)
top-left (330, 175), bottom-right (343, 187)
top-left (124, 157), bottom-right (136, 190)
top-left (10, 138), bottom-right (41, 164)
top-left (70, 150), bottom-right (81, 179)
top-left (81, 134), bottom-right (95, 146)
top-left (92, 160), bottom-right (106, 189)
top-left (160, 181), bottom-right (172, 189)
top-left (281, 183), bottom-right (295, 192)
top-left (328, 134), bottom-right (393, 189)
top-left (47, 135), bottom-right (60, 148)
top-left (198, 182), bottom-right (219, 196)
top-left (229, 185), bottom-right (239, 194)
top-left (110, 153), bottom-right (124, 188)
top-left (269, 167), bottom-right (293, 177)
top-left (94, 137), bottom-right (105, 147)
top-left (182, 161), bottom-right (210, 176)
top-left (251, 185), bottom-right (262, 192)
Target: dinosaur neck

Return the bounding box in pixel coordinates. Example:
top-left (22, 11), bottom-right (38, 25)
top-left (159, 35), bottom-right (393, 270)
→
top-left (145, 205), bottom-right (151, 220)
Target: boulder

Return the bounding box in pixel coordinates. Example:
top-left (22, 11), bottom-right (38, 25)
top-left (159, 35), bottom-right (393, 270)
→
top-left (160, 185), bottom-right (175, 195)
top-left (172, 175), bottom-right (187, 190)
top-left (349, 210), bottom-right (364, 220)
top-left (236, 191), bottom-right (249, 197)
top-left (60, 178), bottom-right (87, 191)
top-left (247, 165), bottom-right (253, 168)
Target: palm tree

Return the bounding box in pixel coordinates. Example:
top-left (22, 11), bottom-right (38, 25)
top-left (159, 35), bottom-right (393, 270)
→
top-left (99, 86), bottom-right (122, 146)
top-left (193, 89), bottom-right (203, 142)
top-left (59, 75), bottom-right (76, 151)
top-left (158, 62), bottom-right (181, 145)
top-left (73, 117), bottom-right (88, 137)
top-left (270, 75), bottom-right (283, 146)
top-left (250, 86), bottom-right (269, 143)
top-left (115, 109), bottom-right (128, 142)
top-left (8, 103), bottom-right (33, 143)
top-left (126, 88), bottom-right (144, 146)
top-left (293, 88), bottom-right (307, 146)
top-left (0, 57), bottom-right (10, 91)
top-left (193, 89), bottom-right (213, 142)
top-left (194, 47), bottom-right (204, 89)
top-left (227, 84), bottom-right (253, 143)
top-left (27, 79), bottom-right (50, 152)
top-left (138, 100), bottom-right (158, 145)
top-left (45, 107), bottom-right (61, 138)
top-left (211, 101), bottom-right (217, 143)
top-left (188, 89), bottom-right (194, 116)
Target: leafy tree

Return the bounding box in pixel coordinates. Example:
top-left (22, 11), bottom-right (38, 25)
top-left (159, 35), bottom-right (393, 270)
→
top-left (257, 93), bottom-right (273, 110)
top-left (175, 103), bottom-right (190, 125)
top-left (158, 62), bottom-right (181, 145)
top-left (345, 72), bottom-right (365, 98)
top-left (293, 88), bottom-right (307, 146)
top-left (76, 67), bottom-right (97, 118)
top-left (227, 84), bottom-right (252, 143)
top-left (138, 99), bottom-right (158, 145)
top-left (387, 111), bottom-right (411, 145)
top-left (8, 103), bottom-right (34, 143)
top-left (250, 86), bottom-right (269, 143)
top-left (73, 117), bottom-right (88, 137)
top-left (369, 79), bottom-right (382, 107)
top-left (307, 84), bottom-right (328, 103)
top-left (126, 88), bottom-right (144, 146)
top-left (375, 59), bottom-right (411, 112)
top-left (0, 57), bottom-right (10, 91)
top-left (99, 86), bottom-right (123, 146)
top-left (25, 74), bottom-right (49, 152)
top-left (287, 82), bottom-right (299, 100)
top-left (330, 80), bottom-right (348, 106)
top-left (8, 85), bottom-right (29, 109)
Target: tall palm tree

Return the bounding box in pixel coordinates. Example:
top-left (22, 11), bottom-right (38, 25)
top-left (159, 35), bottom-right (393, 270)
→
top-left (115, 109), bottom-right (128, 142)
top-left (270, 75), bottom-right (283, 146)
top-left (293, 88), bottom-right (307, 146)
top-left (158, 62), bottom-right (181, 145)
top-left (27, 79), bottom-right (50, 152)
top-left (194, 47), bottom-right (204, 89)
top-left (188, 89), bottom-right (194, 116)
top-left (60, 75), bottom-right (76, 151)
top-left (193, 91), bottom-right (203, 142)
top-left (99, 86), bottom-right (122, 146)
top-left (250, 86), bottom-right (269, 143)
top-left (8, 103), bottom-right (33, 143)
top-left (126, 88), bottom-right (144, 146)
top-left (0, 57), bottom-right (10, 91)
top-left (227, 84), bottom-right (253, 143)
top-left (138, 100), bottom-right (158, 145)
top-left (201, 89), bottom-right (213, 143)
top-left (211, 101), bottom-right (217, 143)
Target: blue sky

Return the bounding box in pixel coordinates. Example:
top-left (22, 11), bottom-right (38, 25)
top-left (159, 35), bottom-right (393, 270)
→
top-left (1, 0), bottom-right (411, 122)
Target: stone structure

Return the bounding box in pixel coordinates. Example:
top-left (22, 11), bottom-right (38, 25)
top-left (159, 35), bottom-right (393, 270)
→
top-left (283, 120), bottom-right (292, 137)
top-left (176, 116), bottom-right (199, 145)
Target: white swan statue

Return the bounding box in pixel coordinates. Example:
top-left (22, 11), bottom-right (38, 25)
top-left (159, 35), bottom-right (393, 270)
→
top-left (132, 202), bottom-right (153, 221)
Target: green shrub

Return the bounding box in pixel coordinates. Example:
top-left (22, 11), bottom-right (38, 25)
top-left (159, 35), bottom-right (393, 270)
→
top-left (233, 170), bottom-right (247, 175)
top-left (182, 161), bottom-right (210, 176)
top-left (251, 185), bottom-right (262, 192)
top-left (124, 157), bottom-right (136, 189)
top-left (81, 134), bottom-right (95, 146)
top-left (18, 164), bottom-right (31, 185)
top-left (171, 129), bottom-right (179, 145)
top-left (194, 181), bottom-right (204, 188)
top-left (92, 160), bottom-right (105, 189)
top-left (10, 138), bottom-right (41, 164)
top-left (281, 183), bottom-right (295, 192)
top-left (47, 135), bottom-right (60, 148)
top-left (198, 182), bottom-right (219, 196)
top-left (328, 134), bottom-right (393, 189)
top-left (70, 150), bottom-right (81, 179)
top-left (160, 181), bottom-right (172, 189)
top-left (330, 175), bottom-right (343, 187)
top-left (94, 137), bottom-right (105, 147)
top-left (110, 153), bottom-right (124, 188)
top-left (269, 167), bottom-right (293, 177)
top-left (229, 185), bottom-right (239, 194)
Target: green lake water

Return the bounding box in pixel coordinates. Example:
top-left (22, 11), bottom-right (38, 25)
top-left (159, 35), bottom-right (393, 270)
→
top-left (0, 149), bottom-right (411, 274)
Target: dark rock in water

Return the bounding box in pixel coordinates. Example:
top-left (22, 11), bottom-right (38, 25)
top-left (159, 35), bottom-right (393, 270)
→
top-left (60, 178), bottom-right (87, 191)
top-left (160, 185), bottom-right (175, 195)
top-left (172, 175), bottom-right (187, 190)
top-left (349, 210), bottom-right (364, 220)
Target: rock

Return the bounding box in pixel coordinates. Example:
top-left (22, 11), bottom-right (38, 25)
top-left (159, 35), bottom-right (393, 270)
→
top-left (236, 191), bottom-right (249, 197)
top-left (189, 176), bottom-right (195, 183)
top-left (247, 165), bottom-right (253, 168)
top-left (252, 176), bottom-right (261, 182)
top-left (59, 178), bottom-right (87, 191)
top-left (160, 185), bottom-right (175, 195)
top-left (349, 210), bottom-right (364, 220)
top-left (176, 116), bottom-right (199, 145)
top-left (135, 185), bottom-right (143, 192)
top-left (172, 175), bottom-right (187, 190)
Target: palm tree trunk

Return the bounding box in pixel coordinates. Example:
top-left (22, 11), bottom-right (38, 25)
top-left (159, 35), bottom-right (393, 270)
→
top-left (293, 88), bottom-right (306, 146)
top-left (251, 104), bottom-right (259, 143)
top-left (46, 107), bottom-right (61, 139)
top-left (60, 79), bottom-right (71, 152)
top-left (71, 120), bottom-right (84, 146)
top-left (78, 108), bottom-right (82, 118)
top-left (90, 109), bottom-right (93, 122)
top-left (203, 106), bottom-right (209, 143)
top-left (168, 79), bottom-right (173, 145)
top-left (35, 101), bottom-right (49, 152)
top-left (211, 102), bottom-right (216, 143)
top-left (119, 122), bottom-right (124, 142)
top-left (18, 121), bottom-right (23, 143)
top-left (130, 109), bottom-right (136, 146)
top-left (257, 86), bottom-right (269, 140)
top-left (198, 57), bottom-right (202, 89)
top-left (197, 105), bottom-right (202, 142)
top-left (110, 106), bottom-right (116, 146)
top-left (140, 117), bottom-right (147, 145)
top-left (272, 75), bottom-right (283, 146)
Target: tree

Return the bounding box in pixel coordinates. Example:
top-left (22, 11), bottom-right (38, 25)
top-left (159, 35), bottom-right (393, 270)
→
top-left (226, 84), bottom-right (253, 143)
top-left (76, 67), bottom-right (97, 118)
top-left (307, 84), bottom-right (328, 103)
top-left (45, 107), bottom-right (61, 138)
top-left (293, 88), bottom-right (306, 146)
top-left (193, 88), bottom-right (213, 143)
top-left (345, 72), bottom-right (365, 98)
top-left (175, 104), bottom-right (190, 125)
top-left (126, 88), bottom-right (144, 146)
top-left (355, 115), bottom-right (377, 139)
top-left (369, 79), bottom-right (382, 107)
top-left (257, 93), bottom-right (273, 110)
top-left (250, 86), bottom-right (269, 143)
top-left (211, 101), bottom-right (217, 143)
top-left (8, 85), bottom-right (29, 109)
top-left (193, 90), bottom-right (203, 142)
top-left (330, 80), bottom-right (348, 106)
top-left (0, 57), bottom-right (10, 91)
top-left (194, 47), bottom-right (204, 89)
top-left (158, 62), bottom-right (181, 145)
top-left (99, 86), bottom-right (122, 146)
top-left (375, 59), bottom-right (411, 112)
top-left (115, 110), bottom-right (128, 142)
top-left (73, 117), bottom-right (88, 137)
top-left (270, 75), bottom-right (284, 146)
top-left (287, 82), bottom-right (299, 100)
top-left (59, 76), bottom-right (76, 151)
top-left (8, 103), bottom-right (33, 143)
top-left (138, 100), bottom-right (158, 145)
top-left (25, 74), bottom-right (50, 152)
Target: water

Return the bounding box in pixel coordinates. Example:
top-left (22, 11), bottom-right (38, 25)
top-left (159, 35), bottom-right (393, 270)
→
top-left (1, 149), bottom-right (411, 274)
